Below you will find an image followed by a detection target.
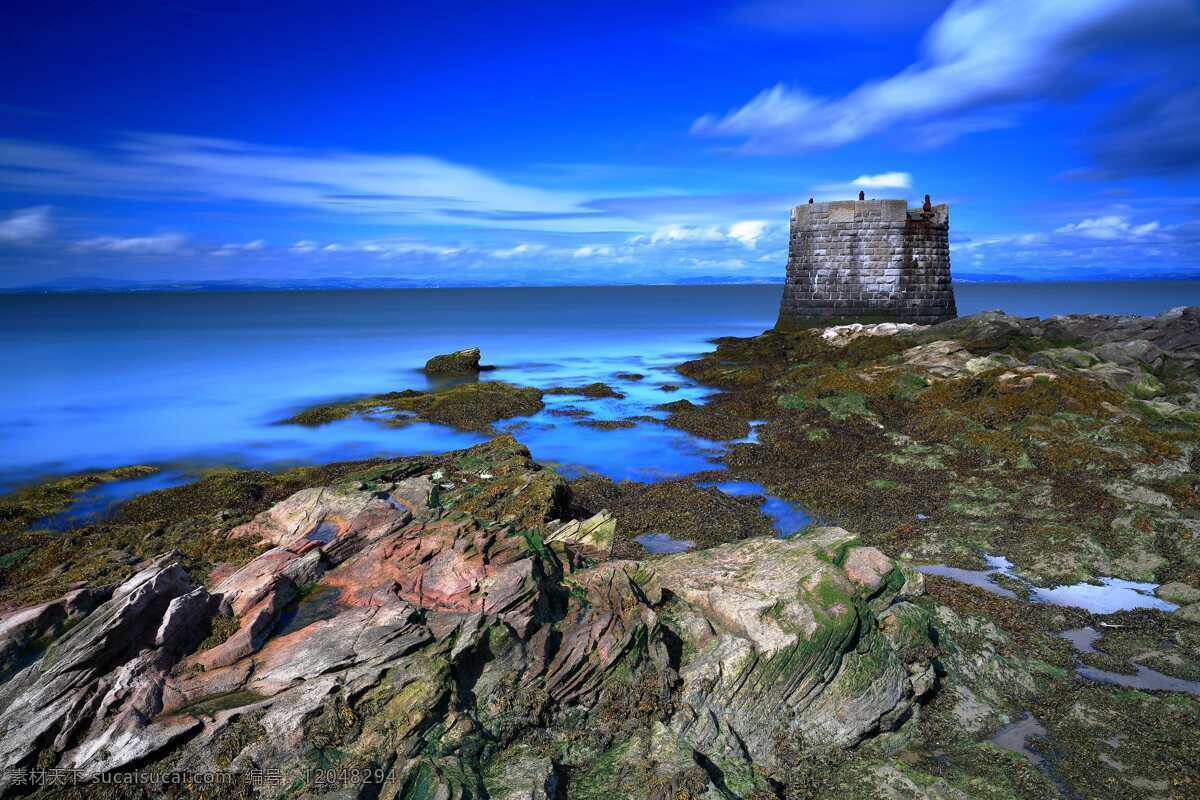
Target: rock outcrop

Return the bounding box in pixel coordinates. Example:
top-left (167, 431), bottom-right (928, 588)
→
top-left (0, 440), bottom-right (936, 798)
top-left (655, 529), bottom-right (933, 780)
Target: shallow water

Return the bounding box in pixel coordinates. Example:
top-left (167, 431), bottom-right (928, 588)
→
top-left (30, 469), bottom-right (192, 530)
top-left (918, 555), bottom-right (1023, 600)
top-left (1059, 626), bottom-right (1200, 696)
top-left (989, 713), bottom-right (1050, 768)
top-left (918, 555), bottom-right (1179, 614)
top-left (1058, 626), bottom-right (1102, 654)
top-left (1030, 578), bottom-right (1176, 615)
top-left (634, 532), bottom-right (695, 554)
top-left (1076, 663), bottom-right (1200, 696)
top-left (272, 585), bottom-right (352, 638)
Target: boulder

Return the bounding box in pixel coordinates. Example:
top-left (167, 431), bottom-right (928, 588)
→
top-left (653, 527), bottom-right (935, 767)
top-left (902, 340), bottom-right (973, 378)
top-left (424, 346), bottom-right (483, 374)
top-left (1094, 339), bottom-right (1165, 370)
top-left (1027, 347), bottom-right (1100, 370)
top-left (1157, 581), bottom-right (1200, 605)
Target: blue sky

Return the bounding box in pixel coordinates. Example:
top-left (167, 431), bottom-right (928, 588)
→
top-left (1, 0), bottom-right (1198, 287)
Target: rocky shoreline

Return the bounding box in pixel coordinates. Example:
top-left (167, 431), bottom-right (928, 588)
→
top-left (0, 308), bottom-right (1198, 798)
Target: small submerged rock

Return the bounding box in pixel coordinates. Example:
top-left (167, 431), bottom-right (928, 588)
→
top-left (545, 382), bottom-right (625, 399)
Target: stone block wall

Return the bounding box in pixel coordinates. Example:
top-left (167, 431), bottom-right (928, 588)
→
top-left (778, 198), bottom-right (956, 327)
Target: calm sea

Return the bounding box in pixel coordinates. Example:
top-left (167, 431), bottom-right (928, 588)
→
top-left (2, 281), bottom-right (1197, 497)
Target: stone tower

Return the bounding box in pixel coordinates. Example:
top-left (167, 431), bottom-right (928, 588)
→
top-left (777, 197), bottom-right (956, 328)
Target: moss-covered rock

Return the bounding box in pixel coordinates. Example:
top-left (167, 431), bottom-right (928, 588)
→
top-left (424, 346), bottom-right (484, 374)
top-left (282, 380), bottom-right (544, 432)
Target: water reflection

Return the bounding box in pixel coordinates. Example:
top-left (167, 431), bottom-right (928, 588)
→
top-left (918, 555), bottom-right (1179, 614)
top-left (1059, 626), bottom-right (1200, 697)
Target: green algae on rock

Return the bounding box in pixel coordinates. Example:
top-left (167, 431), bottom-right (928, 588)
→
top-left (282, 380), bottom-right (545, 432)
top-left (672, 308), bottom-right (1200, 589)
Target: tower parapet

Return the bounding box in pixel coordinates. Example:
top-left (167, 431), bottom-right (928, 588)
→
top-left (777, 197), bottom-right (956, 328)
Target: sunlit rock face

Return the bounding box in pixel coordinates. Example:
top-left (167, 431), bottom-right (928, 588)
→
top-left (0, 438), bottom-right (935, 798)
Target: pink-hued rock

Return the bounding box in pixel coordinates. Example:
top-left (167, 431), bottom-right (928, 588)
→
top-left (843, 545), bottom-right (896, 593)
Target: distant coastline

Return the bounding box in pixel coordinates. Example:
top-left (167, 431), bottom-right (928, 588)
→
top-left (5, 272), bottom-right (1200, 294)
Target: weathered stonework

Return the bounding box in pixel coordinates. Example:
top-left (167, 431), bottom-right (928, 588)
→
top-left (778, 198), bottom-right (956, 328)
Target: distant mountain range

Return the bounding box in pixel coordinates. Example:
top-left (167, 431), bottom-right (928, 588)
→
top-left (4, 271), bottom-right (1199, 294)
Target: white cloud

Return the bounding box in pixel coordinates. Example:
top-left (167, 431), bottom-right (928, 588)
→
top-left (727, 220), bottom-right (769, 247)
top-left (572, 245), bottom-right (613, 258)
top-left (1054, 215), bottom-right (1161, 240)
top-left (693, 0), bottom-right (1200, 153)
top-left (649, 224), bottom-right (726, 244)
top-left (212, 238), bottom-right (266, 256)
top-left (851, 172), bottom-right (912, 190)
top-left (812, 171), bottom-right (916, 199)
top-left (491, 243), bottom-right (546, 259)
top-left (647, 220), bottom-right (783, 249)
top-left (75, 232), bottom-right (187, 254)
top-left (0, 205), bottom-right (52, 242)
top-left (287, 237), bottom-right (468, 259)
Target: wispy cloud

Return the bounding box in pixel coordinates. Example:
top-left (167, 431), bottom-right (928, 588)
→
top-left (0, 134), bottom-right (603, 231)
top-left (74, 232), bottom-right (188, 254)
top-left (642, 219), bottom-right (783, 248)
top-left (491, 243), bottom-right (547, 259)
top-left (0, 205), bottom-right (53, 242)
top-left (212, 239), bottom-right (265, 256)
top-left (572, 245), bottom-right (613, 258)
top-left (693, 0), bottom-right (1200, 158)
top-left (1054, 215), bottom-right (1161, 240)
